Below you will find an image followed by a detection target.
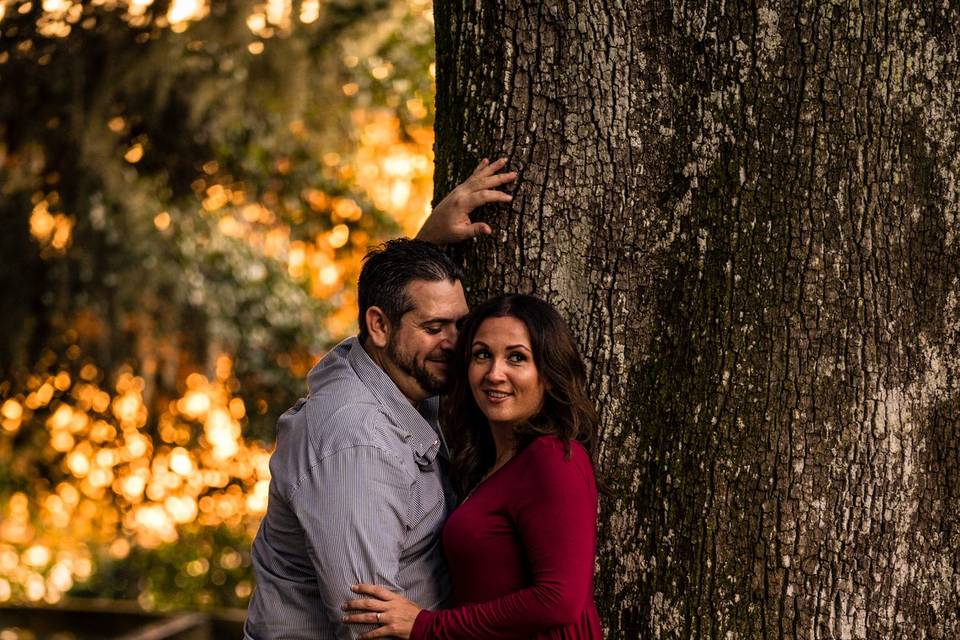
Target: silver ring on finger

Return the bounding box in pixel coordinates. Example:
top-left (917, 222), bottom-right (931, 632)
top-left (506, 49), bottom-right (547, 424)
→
top-left (376, 612), bottom-right (381, 624)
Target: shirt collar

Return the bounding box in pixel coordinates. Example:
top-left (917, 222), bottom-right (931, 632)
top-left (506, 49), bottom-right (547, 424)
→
top-left (347, 337), bottom-right (449, 465)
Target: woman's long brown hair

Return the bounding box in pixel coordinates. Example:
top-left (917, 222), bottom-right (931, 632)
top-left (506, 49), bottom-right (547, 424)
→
top-left (444, 294), bottom-right (600, 498)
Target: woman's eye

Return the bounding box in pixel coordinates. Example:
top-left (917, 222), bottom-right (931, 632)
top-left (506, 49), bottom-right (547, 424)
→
top-left (508, 352), bottom-right (526, 363)
top-left (472, 350), bottom-right (490, 360)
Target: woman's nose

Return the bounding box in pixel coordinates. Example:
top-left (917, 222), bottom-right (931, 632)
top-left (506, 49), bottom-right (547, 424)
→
top-left (484, 359), bottom-right (507, 382)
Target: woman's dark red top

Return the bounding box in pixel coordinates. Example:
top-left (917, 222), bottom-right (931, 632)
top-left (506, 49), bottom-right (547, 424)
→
top-left (410, 435), bottom-right (602, 639)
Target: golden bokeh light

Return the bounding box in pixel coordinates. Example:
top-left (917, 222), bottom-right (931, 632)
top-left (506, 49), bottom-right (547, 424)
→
top-left (11, 0), bottom-right (439, 610)
top-left (265, 0), bottom-right (290, 29)
top-left (0, 358), bottom-right (277, 602)
top-left (167, 0), bottom-right (207, 27)
top-left (126, 0), bottom-right (155, 17)
top-left (1, 400), bottom-right (22, 421)
top-left (299, 0), bottom-right (319, 24)
top-left (124, 144), bottom-right (144, 164)
top-left (29, 199), bottom-right (74, 253)
top-left (153, 211), bottom-right (171, 230)
top-left (328, 224), bottom-right (350, 249)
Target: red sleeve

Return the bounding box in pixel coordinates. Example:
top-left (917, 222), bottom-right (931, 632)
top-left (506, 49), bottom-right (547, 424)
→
top-left (410, 438), bottom-right (597, 640)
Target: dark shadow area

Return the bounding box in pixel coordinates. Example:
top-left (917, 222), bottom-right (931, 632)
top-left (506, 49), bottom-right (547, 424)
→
top-left (0, 600), bottom-right (244, 640)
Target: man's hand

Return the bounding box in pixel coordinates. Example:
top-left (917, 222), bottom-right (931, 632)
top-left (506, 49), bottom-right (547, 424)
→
top-left (416, 158), bottom-right (517, 245)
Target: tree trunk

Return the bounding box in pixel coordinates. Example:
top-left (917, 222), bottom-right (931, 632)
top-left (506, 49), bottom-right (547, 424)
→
top-left (433, 1), bottom-right (960, 637)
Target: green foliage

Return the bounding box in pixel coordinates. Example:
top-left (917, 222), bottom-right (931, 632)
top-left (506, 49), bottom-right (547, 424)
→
top-left (75, 526), bottom-right (254, 610)
top-left (0, 0), bottom-right (400, 430)
top-left (0, 0), bottom-right (436, 611)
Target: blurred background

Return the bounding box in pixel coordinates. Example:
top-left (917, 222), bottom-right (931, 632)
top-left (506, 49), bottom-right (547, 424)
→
top-left (0, 0), bottom-right (435, 616)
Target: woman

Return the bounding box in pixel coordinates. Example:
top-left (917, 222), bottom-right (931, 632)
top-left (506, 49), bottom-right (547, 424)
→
top-left (343, 294), bottom-right (602, 639)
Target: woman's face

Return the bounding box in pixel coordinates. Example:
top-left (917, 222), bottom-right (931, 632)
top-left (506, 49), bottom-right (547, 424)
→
top-left (467, 316), bottom-right (546, 430)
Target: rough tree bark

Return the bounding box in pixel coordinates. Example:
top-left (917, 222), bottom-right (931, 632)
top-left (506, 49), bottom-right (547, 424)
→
top-left (433, 1), bottom-right (960, 637)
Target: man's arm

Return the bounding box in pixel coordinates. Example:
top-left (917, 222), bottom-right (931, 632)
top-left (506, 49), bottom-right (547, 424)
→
top-left (291, 444), bottom-right (413, 640)
top-left (416, 158), bottom-right (516, 244)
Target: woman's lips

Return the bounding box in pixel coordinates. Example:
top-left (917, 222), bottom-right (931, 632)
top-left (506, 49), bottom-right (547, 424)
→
top-left (482, 389), bottom-right (511, 403)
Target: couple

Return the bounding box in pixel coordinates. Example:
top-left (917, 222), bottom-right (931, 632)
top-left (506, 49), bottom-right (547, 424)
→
top-left (244, 160), bottom-right (602, 640)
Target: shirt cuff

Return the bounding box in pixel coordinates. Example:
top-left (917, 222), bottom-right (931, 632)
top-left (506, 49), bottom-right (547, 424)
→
top-left (410, 608), bottom-right (437, 640)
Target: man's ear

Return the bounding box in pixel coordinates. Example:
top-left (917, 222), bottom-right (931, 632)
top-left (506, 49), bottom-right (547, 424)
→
top-left (365, 306), bottom-right (391, 348)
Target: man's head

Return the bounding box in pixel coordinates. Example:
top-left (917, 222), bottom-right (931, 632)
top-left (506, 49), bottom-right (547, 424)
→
top-left (358, 239), bottom-right (467, 403)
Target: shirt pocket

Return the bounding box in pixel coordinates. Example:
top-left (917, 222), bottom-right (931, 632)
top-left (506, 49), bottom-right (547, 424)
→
top-left (405, 464), bottom-right (448, 535)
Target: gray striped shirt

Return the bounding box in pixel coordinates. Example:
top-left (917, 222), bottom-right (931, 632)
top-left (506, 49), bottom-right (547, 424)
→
top-left (245, 338), bottom-right (454, 640)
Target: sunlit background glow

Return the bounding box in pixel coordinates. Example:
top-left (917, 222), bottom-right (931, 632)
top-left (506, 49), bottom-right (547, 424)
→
top-left (1, 0), bottom-right (438, 612)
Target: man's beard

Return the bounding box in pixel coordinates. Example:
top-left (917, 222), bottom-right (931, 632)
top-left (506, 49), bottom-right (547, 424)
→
top-left (386, 339), bottom-right (450, 395)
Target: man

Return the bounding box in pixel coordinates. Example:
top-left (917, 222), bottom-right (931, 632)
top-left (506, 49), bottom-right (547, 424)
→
top-left (244, 159), bottom-right (515, 640)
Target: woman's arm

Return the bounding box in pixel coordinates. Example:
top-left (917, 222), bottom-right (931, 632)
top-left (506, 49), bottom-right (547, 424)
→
top-left (344, 439), bottom-right (598, 640)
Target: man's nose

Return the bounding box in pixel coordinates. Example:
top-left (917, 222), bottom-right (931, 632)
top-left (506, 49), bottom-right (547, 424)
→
top-left (440, 326), bottom-right (457, 348)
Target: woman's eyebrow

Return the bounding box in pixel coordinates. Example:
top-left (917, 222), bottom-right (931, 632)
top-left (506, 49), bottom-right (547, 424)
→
top-left (470, 342), bottom-right (531, 351)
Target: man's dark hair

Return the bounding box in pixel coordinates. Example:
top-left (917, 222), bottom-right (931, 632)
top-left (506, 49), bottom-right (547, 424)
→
top-left (357, 239), bottom-right (464, 343)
